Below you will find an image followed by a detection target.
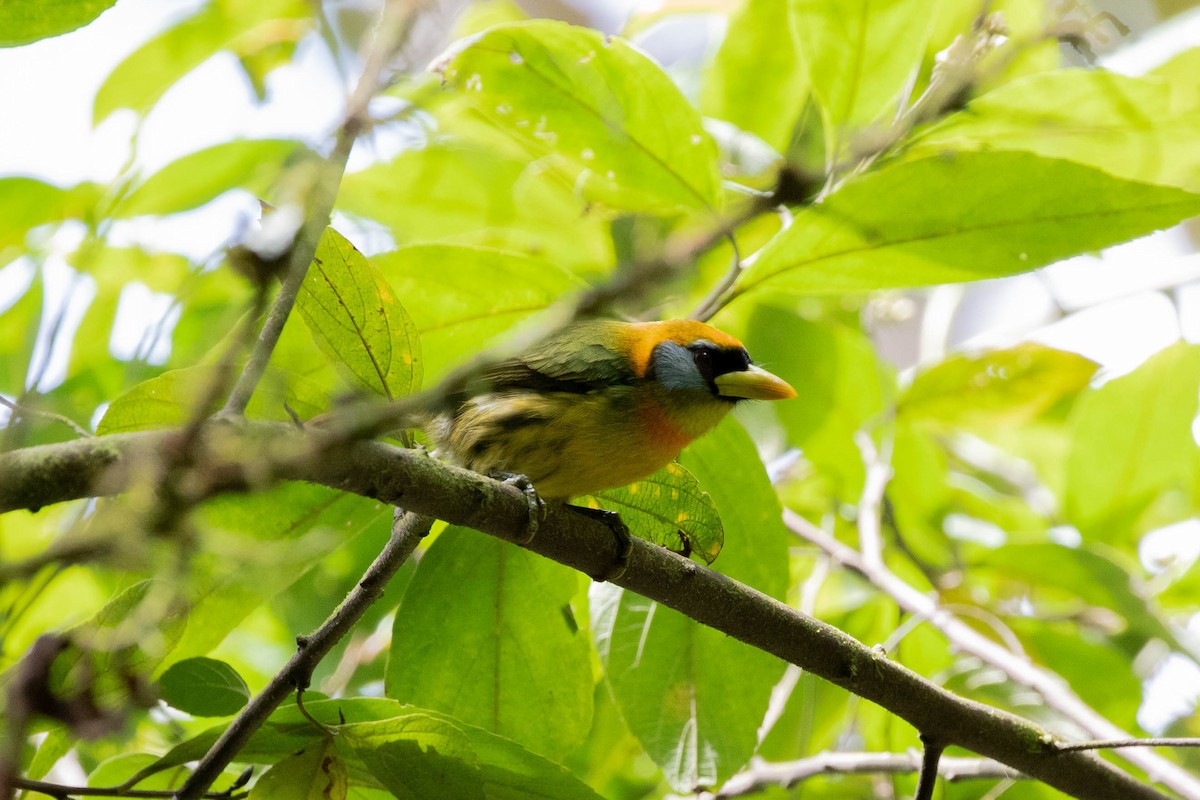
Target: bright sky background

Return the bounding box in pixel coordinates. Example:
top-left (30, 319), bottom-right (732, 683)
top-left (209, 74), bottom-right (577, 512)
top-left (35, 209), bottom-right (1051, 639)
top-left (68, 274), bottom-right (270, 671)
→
top-left (2, 0), bottom-right (1200, 733)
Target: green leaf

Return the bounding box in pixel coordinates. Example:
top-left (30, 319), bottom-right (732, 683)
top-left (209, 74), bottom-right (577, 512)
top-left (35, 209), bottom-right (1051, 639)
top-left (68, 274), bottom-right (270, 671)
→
top-left (680, 418), bottom-right (790, 597)
top-left (385, 527), bottom-right (592, 760)
top-left (1066, 341), bottom-right (1200, 543)
top-left (1011, 619), bottom-right (1142, 729)
top-left (249, 738), bottom-right (347, 800)
top-left (451, 0), bottom-right (528, 38)
top-left (440, 20), bottom-right (721, 213)
top-left (0, 268), bottom-right (41, 394)
top-left (0, 0), bottom-right (116, 46)
top-left (88, 753), bottom-right (183, 789)
top-left (372, 244), bottom-right (587, 382)
top-left (49, 581), bottom-right (187, 707)
top-left (96, 366), bottom-right (222, 433)
top-left (26, 728), bottom-right (72, 781)
top-left (790, 0), bottom-right (936, 133)
top-left (975, 543), bottom-right (1177, 652)
top-left (702, 0), bottom-right (808, 152)
top-left (593, 420), bottom-right (789, 790)
top-left (118, 140), bottom-right (310, 218)
top-left (97, 363), bottom-right (332, 434)
top-left (93, 0), bottom-right (313, 123)
top-left (146, 699), bottom-right (604, 800)
top-left (339, 144), bottom-right (611, 274)
top-left (275, 699), bottom-right (604, 800)
top-left (736, 152), bottom-right (1200, 298)
top-left (457, 717), bottom-right (606, 800)
top-left (158, 657), bottom-right (250, 716)
top-left (887, 421), bottom-right (955, 570)
top-left (296, 229), bottom-right (421, 400)
top-left (339, 715), bottom-right (485, 800)
top-left (741, 306), bottom-right (892, 495)
top-left (1160, 551), bottom-right (1200, 611)
top-left (0, 177), bottom-right (100, 249)
top-left (906, 69), bottom-right (1200, 190)
top-left (588, 462), bottom-right (724, 564)
top-left (901, 344), bottom-right (1098, 429)
top-left (167, 486), bottom-right (391, 665)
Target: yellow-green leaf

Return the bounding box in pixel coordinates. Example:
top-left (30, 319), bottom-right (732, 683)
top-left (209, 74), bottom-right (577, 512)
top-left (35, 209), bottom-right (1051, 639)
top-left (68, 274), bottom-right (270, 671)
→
top-left (339, 143), bottom-right (611, 273)
top-left (1066, 341), bottom-right (1200, 544)
top-left (249, 738), bottom-right (346, 800)
top-left (790, 0), bottom-right (936, 133)
top-left (702, 0), bottom-right (808, 153)
top-left (296, 229), bottom-right (421, 400)
top-left (906, 69), bottom-right (1200, 191)
top-left (901, 343), bottom-right (1099, 428)
top-left (588, 462), bottom-right (724, 564)
top-left (373, 244), bottom-right (586, 382)
top-left (93, 0), bottom-right (313, 123)
top-left (736, 151), bottom-right (1200, 298)
top-left (117, 140), bottom-right (311, 218)
top-left (0, 0), bottom-right (116, 47)
top-left (439, 20), bottom-right (721, 214)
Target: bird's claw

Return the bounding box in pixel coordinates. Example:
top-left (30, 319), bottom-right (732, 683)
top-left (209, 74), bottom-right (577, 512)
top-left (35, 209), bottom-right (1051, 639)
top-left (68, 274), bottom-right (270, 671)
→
top-left (497, 472), bottom-right (544, 545)
top-left (569, 505), bottom-right (632, 582)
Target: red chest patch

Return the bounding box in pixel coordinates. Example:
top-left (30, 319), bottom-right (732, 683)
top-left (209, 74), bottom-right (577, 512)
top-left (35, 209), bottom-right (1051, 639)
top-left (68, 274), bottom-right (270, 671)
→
top-left (636, 395), bottom-right (695, 456)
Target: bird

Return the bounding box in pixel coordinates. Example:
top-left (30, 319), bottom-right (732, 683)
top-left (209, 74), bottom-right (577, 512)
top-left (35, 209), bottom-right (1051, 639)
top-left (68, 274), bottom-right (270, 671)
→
top-left (428, 318), bottom-right (796, 579)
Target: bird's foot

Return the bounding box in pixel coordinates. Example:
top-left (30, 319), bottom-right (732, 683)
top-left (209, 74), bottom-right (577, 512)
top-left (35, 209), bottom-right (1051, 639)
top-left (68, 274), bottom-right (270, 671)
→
top-left (568, 505), bottom-right (632, 582)
top-left (493, 472), bottom-right (544, 545)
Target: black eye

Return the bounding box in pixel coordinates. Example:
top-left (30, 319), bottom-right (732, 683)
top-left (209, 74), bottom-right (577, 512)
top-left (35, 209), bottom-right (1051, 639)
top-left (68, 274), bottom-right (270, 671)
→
top-left (692, 347), bottom-right (715, 380)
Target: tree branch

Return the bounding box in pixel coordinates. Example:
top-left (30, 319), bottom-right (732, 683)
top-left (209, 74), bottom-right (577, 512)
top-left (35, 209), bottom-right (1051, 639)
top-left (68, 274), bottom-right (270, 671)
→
top-left (0, 424), bottom-right (1175, 800)
top-left (711, 751), bottom-right (1025, 797)
top-left (783, 508), bottom-right (1200, 799)
top-left (174, 510), bottom-right (433, 799)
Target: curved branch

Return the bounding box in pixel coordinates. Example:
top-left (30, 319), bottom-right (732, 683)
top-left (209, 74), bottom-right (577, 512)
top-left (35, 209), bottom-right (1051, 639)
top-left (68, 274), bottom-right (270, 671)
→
top-left (0, 423), bottom-right (1173, 800)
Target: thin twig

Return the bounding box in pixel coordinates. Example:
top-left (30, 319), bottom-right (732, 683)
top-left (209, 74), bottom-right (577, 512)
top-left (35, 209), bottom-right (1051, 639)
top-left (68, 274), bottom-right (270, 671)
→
top-left (1057, 739), bottom-right (1200, 753)
top-left (0, 395), bottom-right (92, 439)
top-left (11, 776), bottom-right (244, 799)
top-left (712, 751), bottom-right (1024, 797)
top-left (171, 511), bottom-right (432, 799)
top-left (854, 431), bottom-right (892, 571)
top-left (690, 233), bottom-right (743, 322)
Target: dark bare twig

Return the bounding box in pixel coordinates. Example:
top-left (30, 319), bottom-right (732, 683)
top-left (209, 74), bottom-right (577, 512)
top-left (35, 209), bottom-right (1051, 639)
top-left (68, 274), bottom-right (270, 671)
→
top-left (11, 776), bottom-right (245, 799)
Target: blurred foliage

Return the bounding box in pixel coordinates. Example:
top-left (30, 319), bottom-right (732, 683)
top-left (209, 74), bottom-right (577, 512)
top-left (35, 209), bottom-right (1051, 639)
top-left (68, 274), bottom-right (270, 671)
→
top-left (1, 0), bottom-right (1200, 798)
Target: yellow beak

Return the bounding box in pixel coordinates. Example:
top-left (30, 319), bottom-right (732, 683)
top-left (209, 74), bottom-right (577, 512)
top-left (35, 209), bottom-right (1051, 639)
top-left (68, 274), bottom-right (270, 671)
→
top-left (714, 364), bottom-right (797, 401)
